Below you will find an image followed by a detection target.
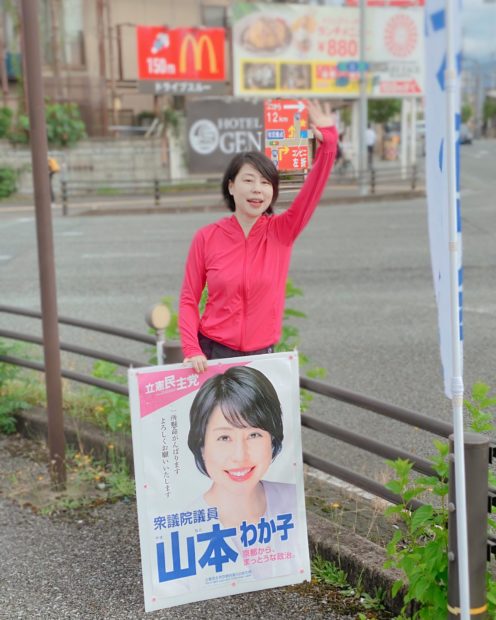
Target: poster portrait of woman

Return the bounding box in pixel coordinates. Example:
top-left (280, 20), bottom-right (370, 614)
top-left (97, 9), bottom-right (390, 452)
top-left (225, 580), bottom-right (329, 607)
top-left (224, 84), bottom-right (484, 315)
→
top-left (129, 352), bottom-right (309, 612)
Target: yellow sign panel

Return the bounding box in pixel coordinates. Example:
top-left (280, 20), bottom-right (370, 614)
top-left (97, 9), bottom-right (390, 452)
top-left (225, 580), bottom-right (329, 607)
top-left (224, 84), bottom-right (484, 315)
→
top-left (238, 59), bottom-right (375, 97)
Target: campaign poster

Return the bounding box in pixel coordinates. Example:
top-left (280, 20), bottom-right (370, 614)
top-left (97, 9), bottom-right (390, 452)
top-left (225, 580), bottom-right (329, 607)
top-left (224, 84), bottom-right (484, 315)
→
top-left (128, 351), bottom-right (310, 612)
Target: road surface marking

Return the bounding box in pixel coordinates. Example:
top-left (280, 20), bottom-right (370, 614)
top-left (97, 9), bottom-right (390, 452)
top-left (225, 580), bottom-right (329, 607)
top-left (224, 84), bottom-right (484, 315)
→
top-left (82, 252), bottom-right (161, 259)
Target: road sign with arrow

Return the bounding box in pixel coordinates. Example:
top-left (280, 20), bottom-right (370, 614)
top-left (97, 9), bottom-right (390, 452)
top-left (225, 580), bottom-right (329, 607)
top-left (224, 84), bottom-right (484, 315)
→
top-left (264, 99), bottom-right (309, 171)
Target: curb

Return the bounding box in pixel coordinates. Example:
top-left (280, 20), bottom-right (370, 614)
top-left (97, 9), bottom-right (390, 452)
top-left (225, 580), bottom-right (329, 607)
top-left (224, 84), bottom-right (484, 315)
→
top-left (307, 511), bottom-right (406, 614)
top-left (0, 189), bottom-right (425, 216)
top-left (69, 190), bottom-right (425, 217)
top-left (13, 407), bottom-right (406, 615)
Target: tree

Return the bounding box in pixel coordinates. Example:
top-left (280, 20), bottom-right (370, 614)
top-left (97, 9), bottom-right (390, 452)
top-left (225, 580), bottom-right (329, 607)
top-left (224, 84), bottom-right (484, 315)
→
top-left (368, 99), bottom-right (401, 124)
top-left (483, 97), bottom-right (496, 122)
top-left (461, 103), bottom-right (473, 124)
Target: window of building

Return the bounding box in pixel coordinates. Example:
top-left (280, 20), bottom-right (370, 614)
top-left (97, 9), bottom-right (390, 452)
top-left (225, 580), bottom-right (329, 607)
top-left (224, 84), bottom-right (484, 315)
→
top-left (40, 0), bottom-right (85, 69)
top-left (62, 0), bottom-right (85, 67)
top-left (201, 5), bottom-right (227, 28)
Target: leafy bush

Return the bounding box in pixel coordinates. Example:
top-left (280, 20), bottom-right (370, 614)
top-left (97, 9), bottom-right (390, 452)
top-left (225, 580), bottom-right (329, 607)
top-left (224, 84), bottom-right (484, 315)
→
top-left (0, 167), bottom-right (17, 198)
top-left (89, 361), bottom-right (130, 432)
top-left (7, 102), bottom-right (87, 147)
top-left (384, 444), bottom-right (449, 618)
top-left (7, 114), bottom-right (29, 144)
top-left (0, 106), bottom-right (13, 139)
top-left (0, 339), bottom-right (30, 433)
top-left (385, 381), bottom-right (496, 618)
top-left (45, 102), bottom-right (86, 147)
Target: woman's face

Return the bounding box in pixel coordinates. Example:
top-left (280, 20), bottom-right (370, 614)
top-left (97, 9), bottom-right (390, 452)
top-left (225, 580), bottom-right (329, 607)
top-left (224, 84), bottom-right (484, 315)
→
top-left (228, 163), bottom-right (274, 220)
top-left (202, 406), bottom-right (273, 496)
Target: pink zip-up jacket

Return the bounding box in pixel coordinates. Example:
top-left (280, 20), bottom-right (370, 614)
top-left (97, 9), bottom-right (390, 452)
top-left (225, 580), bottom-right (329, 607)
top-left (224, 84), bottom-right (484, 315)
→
top-left (179, 125), bottom-right (338, 358)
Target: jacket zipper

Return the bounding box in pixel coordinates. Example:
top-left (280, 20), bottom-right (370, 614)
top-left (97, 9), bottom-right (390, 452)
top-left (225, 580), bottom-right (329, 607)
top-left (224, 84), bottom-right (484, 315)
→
top-left (241, 236), bottom-right (248, 350)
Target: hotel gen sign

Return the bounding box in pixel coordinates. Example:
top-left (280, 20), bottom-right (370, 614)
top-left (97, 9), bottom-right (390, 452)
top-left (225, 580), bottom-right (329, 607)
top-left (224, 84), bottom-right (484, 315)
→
top-left (136, 26), bottom-right (227, 95)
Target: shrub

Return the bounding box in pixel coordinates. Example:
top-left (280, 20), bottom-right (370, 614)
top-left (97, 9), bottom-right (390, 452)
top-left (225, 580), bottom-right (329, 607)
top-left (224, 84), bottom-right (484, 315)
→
top-left (0, 167), bottom-right (17, 198)
top-left (45, 102), bottom-right (86, 147)
top-left (0, 106), bottom-right (13, 139)
top-left (7, 114), bottom-right (29, 144)
top-left (7, 102), bottom-right (87, 147)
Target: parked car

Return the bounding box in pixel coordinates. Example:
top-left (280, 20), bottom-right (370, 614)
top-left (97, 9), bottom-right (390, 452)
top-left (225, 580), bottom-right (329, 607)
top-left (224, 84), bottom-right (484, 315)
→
top-left (460, 124), bottom-right (473, 144)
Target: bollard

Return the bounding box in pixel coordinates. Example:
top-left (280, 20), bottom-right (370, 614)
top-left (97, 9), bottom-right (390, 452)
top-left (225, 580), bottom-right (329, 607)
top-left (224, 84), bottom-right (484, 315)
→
top-left (370, 169), bottom-right (376, 194)
top-left (61, 179), bottom-right (68, 216)
top-left (163, 342), bottom-right (184, 364)
top-left (448, 432), bottom-right (489, 619)
top-left (154, 179), bottom-right (160, 207)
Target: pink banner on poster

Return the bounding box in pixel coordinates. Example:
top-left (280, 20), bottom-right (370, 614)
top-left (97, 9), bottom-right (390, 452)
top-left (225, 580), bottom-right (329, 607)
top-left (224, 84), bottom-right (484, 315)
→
top-left (137, 362), bottom-right (249, 418)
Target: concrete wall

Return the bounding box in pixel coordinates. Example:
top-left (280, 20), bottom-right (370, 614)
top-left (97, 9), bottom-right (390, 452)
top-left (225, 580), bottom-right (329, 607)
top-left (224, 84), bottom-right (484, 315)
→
top-left (0, 130), bottom-right (188, 195)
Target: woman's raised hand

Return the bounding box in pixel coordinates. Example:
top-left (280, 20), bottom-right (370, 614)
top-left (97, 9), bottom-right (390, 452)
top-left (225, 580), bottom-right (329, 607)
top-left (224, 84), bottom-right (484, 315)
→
top-left (307, 100), bottom-right (336, 144)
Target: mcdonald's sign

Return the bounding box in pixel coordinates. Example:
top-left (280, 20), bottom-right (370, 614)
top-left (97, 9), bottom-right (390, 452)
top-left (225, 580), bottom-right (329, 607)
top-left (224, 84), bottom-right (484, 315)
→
top-left (137, 26), bottom-right (225, 82)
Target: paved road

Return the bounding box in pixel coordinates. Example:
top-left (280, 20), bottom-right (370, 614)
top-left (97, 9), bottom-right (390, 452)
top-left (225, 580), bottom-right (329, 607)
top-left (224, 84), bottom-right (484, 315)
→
top-left (0, 140), bottom-right (495, 483)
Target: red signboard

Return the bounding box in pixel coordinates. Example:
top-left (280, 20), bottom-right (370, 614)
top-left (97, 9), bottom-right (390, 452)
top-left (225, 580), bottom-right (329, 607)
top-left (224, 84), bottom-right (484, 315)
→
top-left (264, 100), bottom-right (309, 172)
top-left (136, 26), bottom-right (225, 81)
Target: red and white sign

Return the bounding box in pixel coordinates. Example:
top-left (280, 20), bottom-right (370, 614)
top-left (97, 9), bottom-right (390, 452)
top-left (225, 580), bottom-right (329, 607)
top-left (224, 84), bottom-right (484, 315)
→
top-left (379, 79), bottom-right (422, 94)
top-left (136, 26), bottom-right (225, 81)
top-left (345, 0), bottom-right (424, 5)
top-left (264, 100), bottom-right (309, 171)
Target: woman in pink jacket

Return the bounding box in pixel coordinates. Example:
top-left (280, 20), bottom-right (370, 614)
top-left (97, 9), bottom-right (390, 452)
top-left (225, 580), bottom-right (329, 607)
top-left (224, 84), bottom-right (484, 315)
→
top-left (179, 101), bottom-right (337, 373)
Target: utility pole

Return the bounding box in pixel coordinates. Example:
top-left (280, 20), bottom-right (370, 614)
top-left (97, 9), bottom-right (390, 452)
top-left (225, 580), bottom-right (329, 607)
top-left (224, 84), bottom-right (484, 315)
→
top-left (0, 11), bottom-right (9, 104)
top-left (17, 3), bottom-right (29, 114)
top-left (105, 0), bottom-right (118, 127)
top-left (358, 0), bottom-right (368, 195)
top-left (96, 0), bottom-right (108, 135)
top-left (49, 0), bottom-right (63, 100)
top-left (20, 0), bottom-right (66, 490)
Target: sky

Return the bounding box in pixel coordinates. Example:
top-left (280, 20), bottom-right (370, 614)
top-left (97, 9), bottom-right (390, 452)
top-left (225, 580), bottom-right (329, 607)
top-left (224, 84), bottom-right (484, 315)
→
top-left (462, 0), bottom-right (496, 61)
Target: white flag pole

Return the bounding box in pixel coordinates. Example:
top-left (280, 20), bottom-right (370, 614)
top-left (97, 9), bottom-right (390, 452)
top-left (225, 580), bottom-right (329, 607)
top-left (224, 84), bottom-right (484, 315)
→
top-left (445, 1), bottom-right (470, 618)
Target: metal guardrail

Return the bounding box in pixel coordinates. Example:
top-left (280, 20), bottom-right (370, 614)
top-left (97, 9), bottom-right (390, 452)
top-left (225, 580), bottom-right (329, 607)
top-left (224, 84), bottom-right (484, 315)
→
top-left (0, 304), bottom-right (156, 345)
top-left (59, 171), bottom-right (308, 215)
top-left (0, 303), bottom-right (446, 509)
top-left (330, 162), bottom-right (423, 194)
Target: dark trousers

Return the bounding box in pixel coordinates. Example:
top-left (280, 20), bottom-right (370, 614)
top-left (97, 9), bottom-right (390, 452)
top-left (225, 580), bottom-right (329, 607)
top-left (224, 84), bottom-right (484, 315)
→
top-left (198, 332), bottom-right (274, 360)
top-left (367, 145), bottom-right (374, 170)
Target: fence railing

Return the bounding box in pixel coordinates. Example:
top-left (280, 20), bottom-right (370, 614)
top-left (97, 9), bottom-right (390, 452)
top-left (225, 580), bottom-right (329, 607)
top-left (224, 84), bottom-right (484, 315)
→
top-left (0, 304), bottom-right (490, 613)
top-left (57, 164), bottom-right (423, 215)
top-left (330, 162), bottom-right (422, 192)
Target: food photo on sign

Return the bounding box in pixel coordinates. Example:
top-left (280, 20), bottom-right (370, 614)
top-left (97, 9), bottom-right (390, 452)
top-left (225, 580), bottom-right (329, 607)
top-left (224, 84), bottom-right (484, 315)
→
top-left (128, 351), bottom-right (310, 612)
top-left (231, 2), bottom-right (423, 98)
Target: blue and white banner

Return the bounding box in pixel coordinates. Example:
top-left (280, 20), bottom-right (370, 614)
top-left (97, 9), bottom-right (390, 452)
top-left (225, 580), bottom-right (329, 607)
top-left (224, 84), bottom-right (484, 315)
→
top-left (424, 0), bottom-right (463, 398)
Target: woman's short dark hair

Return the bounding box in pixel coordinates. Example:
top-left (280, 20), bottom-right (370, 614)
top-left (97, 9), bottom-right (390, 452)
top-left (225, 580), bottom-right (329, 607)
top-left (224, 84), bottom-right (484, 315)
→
top-left (188, 366), bottom-right (284, 476)
top-left (221, 151), bottom-right (279, 215)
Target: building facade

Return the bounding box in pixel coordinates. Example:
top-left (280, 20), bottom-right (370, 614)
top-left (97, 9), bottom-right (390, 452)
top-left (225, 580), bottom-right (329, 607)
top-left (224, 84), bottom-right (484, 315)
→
top-left (0, 0), bottom-right (230, 135)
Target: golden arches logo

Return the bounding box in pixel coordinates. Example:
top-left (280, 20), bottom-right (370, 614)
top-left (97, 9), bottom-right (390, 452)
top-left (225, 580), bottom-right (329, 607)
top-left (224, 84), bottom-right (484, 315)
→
top-left (179, 34), bottom-right (219, 75)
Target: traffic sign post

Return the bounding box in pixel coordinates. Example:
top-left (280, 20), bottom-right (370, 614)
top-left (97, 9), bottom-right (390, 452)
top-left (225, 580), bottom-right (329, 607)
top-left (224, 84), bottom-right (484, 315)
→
top-left (264, 100), bottom-right (309, 171)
